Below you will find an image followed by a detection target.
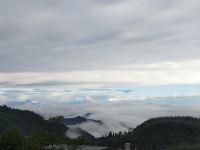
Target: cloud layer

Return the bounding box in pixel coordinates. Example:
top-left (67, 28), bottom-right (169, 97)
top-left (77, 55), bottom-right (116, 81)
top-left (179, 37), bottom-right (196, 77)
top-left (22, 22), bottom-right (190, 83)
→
top-left (1, 85), bottom-right (200, 136)
top-left (1, 60), bottom-right (200, 86)
top-left (0, 0), bottom-right (200, 73)
top-left (0, 0), bottom-right (200, 86)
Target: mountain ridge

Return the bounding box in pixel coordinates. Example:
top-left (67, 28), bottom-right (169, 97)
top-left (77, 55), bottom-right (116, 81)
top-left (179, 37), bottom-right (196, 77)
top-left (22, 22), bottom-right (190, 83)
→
top-left (61, 116), bottom-right (104, 126)
top-left (0, 105), bottom-right (67, 140)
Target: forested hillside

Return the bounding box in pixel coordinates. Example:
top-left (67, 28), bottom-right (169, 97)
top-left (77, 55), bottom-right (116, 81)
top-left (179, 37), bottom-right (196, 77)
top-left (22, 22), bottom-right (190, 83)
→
top-left (97, 117), bottom-right (200, 149)
top-left (0, 105), bottom-right (67, 140)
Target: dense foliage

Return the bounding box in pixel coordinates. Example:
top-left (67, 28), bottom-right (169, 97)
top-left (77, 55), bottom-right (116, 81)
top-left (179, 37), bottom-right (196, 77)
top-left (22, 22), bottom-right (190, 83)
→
top-left (0, 128), bottom-right (25, 150)
top-left (0, 105), bottom-right (67, 141)
top-left (97, 117), bottom-right (200, 149)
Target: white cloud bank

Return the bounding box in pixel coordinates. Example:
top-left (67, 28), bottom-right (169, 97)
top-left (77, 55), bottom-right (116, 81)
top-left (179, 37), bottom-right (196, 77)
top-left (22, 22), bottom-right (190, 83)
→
top-left (0, 60), bottom-right (200, 86)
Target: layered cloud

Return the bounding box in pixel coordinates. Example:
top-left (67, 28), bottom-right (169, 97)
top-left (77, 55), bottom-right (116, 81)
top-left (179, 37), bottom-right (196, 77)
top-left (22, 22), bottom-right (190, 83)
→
top-left (0, 0), bottom-right (200, 73)
top-left (1, 0), bottom-right (200, 86)
top-left (0, 60), bottom-right (200, 86)
top-left (1, 86), bottom-right (200, 126)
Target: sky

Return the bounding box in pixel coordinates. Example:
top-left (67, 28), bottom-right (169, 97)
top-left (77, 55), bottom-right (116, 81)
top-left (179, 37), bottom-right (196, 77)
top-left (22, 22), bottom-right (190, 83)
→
top-left (1, 0), bottom-right (200, 136)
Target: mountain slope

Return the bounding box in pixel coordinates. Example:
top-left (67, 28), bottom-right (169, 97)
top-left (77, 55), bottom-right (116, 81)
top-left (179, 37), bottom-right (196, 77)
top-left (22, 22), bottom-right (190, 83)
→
top-left (0, 105), bottom-right (67, 140)
top-left (97, 116), bottom-right (200, 148)
top-left (131, 116), bottom-right (200, 145)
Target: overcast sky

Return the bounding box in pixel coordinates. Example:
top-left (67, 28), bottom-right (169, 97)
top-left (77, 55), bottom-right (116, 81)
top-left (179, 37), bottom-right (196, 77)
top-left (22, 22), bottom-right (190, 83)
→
top-left (0, 0), bottom-right (200, 85)
top-left (1, 0), bottom-right (200, 134)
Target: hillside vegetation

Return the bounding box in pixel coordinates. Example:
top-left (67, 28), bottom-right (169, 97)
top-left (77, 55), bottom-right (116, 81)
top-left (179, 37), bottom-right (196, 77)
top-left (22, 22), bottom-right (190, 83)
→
top-left (0, 105), bottom-right (67, 140)
top-left (0, 105), bottom-right (89, 150)
top-left (98, 117), bottom-right (200, 149)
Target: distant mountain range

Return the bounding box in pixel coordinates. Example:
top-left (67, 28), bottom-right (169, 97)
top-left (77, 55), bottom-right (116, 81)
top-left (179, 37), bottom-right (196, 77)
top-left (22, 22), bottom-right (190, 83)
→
top-left (61, 116), bottom-right (104, 126)
top-left (60, 115), bottom-right (133, 137)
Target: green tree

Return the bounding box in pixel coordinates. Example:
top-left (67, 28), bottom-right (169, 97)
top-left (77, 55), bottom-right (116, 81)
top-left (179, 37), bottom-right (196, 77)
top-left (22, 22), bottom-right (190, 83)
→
top-left (0, 128), bottom-right (25, 150)
top-left (66, 137), bottom-right (86, 150)
top-left (25, 130), bottom-right (57, 150)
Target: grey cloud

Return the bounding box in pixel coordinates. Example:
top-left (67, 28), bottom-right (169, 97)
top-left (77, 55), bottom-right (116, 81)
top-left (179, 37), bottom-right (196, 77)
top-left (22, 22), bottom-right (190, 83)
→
top-left (0, 0), bottom-right (200, 72)
top-left (94, 0), bottom-right (123, 5)
top-left (146, 0), bottom-right (180, 10)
